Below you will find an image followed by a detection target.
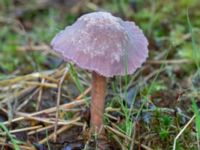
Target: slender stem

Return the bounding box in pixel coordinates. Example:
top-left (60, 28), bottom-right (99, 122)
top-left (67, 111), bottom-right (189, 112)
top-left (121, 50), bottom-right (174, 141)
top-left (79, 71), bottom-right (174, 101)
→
top-left (91, 71), bottom-right (106, 133)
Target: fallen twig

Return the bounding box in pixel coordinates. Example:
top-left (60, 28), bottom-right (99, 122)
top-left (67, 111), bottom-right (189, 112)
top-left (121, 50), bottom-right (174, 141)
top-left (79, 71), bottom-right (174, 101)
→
top-left (54, 66), bottom-right (69, 141)
top-left (0, 125), bottom-right (42, 136)
top-left (28, 125), bottom-right (54, 135)
top-left (39, 124), bottom-right (73, 144)
top-left (173, 115), bottom-right (195, 150)
top-left (3, 99), bottom-right (86, 125)
top-left (15, 112), bottom-right (83, 126)
top-left (147, 59), bottom-right (191, 65)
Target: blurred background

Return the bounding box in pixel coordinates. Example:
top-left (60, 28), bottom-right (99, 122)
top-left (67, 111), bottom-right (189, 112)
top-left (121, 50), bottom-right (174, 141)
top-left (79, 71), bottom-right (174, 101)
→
top-left (0, 0), bottom-right (199, 77)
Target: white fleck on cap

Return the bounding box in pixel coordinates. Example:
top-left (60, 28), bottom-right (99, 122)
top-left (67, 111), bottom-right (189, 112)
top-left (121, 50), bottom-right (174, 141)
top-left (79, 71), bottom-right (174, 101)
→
top-left (51, 12), bottom-right (148, 77)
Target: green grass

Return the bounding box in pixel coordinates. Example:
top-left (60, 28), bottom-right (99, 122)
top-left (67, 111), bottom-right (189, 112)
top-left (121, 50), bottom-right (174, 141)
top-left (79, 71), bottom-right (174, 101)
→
top-left (0, 0), bottom-right (200, 149)
top-left (0, 123), bottom-right (21, 150)
top-left (188, 9), bottom-right (200, 150)
top-left (187, 10), bottom-right (200, 70)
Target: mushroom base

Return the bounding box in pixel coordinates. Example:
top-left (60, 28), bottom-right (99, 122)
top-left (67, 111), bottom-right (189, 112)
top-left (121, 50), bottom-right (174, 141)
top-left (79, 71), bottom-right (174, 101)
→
top-left (91, 71), bottom-right (106, 134)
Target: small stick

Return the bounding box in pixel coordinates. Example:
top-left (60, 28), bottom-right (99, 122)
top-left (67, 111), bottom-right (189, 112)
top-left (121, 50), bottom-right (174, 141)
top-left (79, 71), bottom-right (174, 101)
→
top-left (0, 125), bottom-right (42, 136)
top-left (28, 125), bottom-right (54, 135)
top-left (104, 113), bottom-right (118, 121)
top-left (16, 112), bottom-right (82, 125)
top-left (39, 124), bottom-right (73, 144)
top-left (3, 85), bottom-right (91, 125)
top-left (3, 99), bottom-right (86, 125)
top-left (86, 2), bottom-right (99, 11)
top-left (112, 134), bottom-right (127, 150)
top-left (0, 107), bottom-right (8, 114)
top-left (173, 115), bottom-right (195, 150)
top-left (17, 44), bottom-right (59, 57)
top-left (0, 70), bottom-right (55, 86)
top-left (111, 123), bottom-right (126, 135)
top-left (147, 59), bottom-right (191, 64)
top-left (54, 67), bottom-right (69, 141)
top-left (105, 107), bottom-right (121, 112)
top-left (134, 141), bottom-right (153, 150)
top-left (0, 142), bottom-right (35, 150)
top-left (105, 125), bottom-right (153, 150)
top-left (36, 78), bottom-right (45, 111)
top-left (39, 74), bottom-right (58, 83)
top-left (130, 122), bottom-right (136, 150)
top-left (0, 86), bottom-right (37, 105)
top-left (76, 86), bottom-right (91, 100)
top-left (0, 138), bottom-right (35, 150)
top-left (25, 81), bottom-right (57, 88)
top-left (0, 84), bottom-right (23, 91)
top-left (17, 44), bottom-right (49, 51)
top-left (104, 125), bottom-right (131, 141)
top-left (17, 87), bottom-right (39, 111)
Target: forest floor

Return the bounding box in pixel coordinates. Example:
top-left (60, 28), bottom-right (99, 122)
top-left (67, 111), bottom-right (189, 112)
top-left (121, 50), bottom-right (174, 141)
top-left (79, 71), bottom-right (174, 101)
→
top-left (0, 0), bottom-right (200, 150)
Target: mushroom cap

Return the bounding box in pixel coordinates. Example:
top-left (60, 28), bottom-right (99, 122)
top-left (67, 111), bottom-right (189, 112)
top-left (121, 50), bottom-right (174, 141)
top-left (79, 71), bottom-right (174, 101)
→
top-left (51, 12), bottom-right (148, 77)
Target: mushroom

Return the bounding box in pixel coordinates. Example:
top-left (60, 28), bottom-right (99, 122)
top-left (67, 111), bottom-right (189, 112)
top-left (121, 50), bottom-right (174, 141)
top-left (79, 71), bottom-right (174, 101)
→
top-left (51, 12), bottom-right (148, 134)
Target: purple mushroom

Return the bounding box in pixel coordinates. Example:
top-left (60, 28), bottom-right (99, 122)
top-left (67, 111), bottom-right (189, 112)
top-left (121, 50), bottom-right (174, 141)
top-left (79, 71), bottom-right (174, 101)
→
top-left (51, 12), bottom-right (148, 134)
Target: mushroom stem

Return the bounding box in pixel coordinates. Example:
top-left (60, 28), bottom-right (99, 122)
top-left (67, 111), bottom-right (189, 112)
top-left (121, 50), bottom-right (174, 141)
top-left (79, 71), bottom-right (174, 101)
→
top-left (91, 71), bottom-right (106, 134)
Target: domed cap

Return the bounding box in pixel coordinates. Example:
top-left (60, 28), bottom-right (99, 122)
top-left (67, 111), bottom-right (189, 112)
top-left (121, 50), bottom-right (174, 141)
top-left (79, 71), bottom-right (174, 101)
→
top-left (51, 12), bottom-right (148, 77)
